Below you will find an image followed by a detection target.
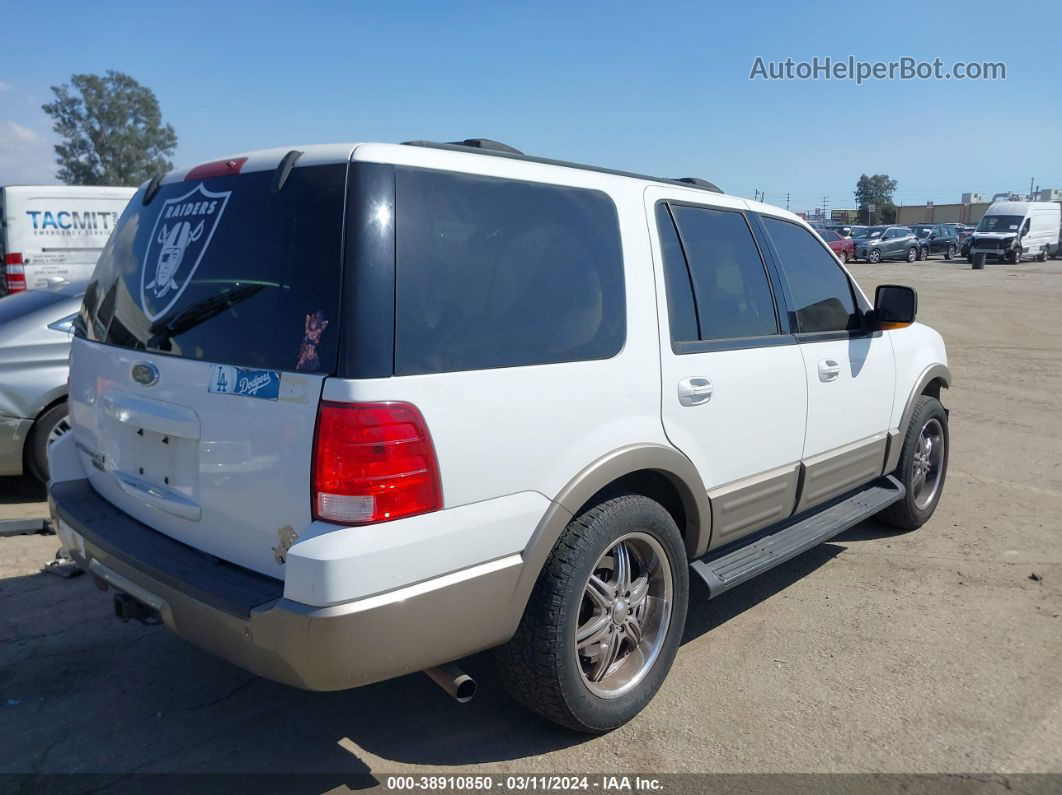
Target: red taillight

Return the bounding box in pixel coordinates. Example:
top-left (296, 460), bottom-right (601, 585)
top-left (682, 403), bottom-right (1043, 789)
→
top-left (184, 157), bottom-right (247, 181)
top-left (312, 401), bottom-right (441, 525)
top-left (4, 253), bottom-right (25, 293)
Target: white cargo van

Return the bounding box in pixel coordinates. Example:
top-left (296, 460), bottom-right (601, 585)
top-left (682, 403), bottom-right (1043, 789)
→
top-left (969, 201), bottom-right (1061, 266)
top-left (0, 185), bottom-right (136, 294)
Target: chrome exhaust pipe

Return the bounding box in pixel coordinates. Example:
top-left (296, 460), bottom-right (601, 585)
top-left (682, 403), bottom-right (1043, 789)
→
top-left (423, 663), bottom-right (477, 703)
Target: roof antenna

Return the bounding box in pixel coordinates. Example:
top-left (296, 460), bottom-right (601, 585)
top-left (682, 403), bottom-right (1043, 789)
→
top-left (143, 173), bottom-right (164, 206)
top-left (272, 150), bottom-right (304, 193)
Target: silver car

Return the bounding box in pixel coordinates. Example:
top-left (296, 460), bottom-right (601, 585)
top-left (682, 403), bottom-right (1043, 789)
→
top-left (0, 280), bottom-right (85, 481)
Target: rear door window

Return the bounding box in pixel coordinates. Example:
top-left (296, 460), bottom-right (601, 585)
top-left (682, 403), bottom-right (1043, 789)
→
top-left (668, 204), bottom-right (778, 341)
top-left (761, 216), bottom-right (861, 334)
top-left (394, 168), bottom-right (625, 375)
top-left (80, 164), bottom-right (347, 373)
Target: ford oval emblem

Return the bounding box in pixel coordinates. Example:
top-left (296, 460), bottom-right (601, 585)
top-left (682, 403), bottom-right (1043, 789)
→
top-left (132, 362), bottom-right (160, 387)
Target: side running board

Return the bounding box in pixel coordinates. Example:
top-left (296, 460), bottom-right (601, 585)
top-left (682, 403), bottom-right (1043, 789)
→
top-left (690, 475), bottom-right (905, 599)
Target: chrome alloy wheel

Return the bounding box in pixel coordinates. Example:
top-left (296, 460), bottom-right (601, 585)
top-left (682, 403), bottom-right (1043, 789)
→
top-left (575, 532), bottom-right (673, 699)
top-left (47, 414), bottom-right (72, 446)
top-left (912, 417), bottom-right (945, 510)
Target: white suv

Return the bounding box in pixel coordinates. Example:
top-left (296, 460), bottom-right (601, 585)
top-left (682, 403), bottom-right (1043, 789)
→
top-left (49, 139), bottom-right (950, 732)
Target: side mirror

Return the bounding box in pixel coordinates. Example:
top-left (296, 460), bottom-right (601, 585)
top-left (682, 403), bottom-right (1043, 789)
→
top-left (929, 232), bottom-right (937, 239)
top-left (874, 284), bottom-right (917, 327)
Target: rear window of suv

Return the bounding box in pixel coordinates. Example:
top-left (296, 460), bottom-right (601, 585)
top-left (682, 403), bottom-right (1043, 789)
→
top-left (394, 168), bottom-right (625, 375)
top-left (80, 164), bottom-right (347, 374)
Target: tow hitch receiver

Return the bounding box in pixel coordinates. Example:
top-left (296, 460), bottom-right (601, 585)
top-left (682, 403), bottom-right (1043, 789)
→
top-left (113, 592), bottom-right (162, 625)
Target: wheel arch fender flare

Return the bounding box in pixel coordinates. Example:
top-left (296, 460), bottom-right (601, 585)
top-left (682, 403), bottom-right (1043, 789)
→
top-left (885, 364), bottom-right (952, 472)
top-left (502, 444), bottom-right (711, 637)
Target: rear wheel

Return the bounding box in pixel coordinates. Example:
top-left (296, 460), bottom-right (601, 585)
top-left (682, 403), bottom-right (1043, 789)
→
top-left (26, 402), bottom-right (70, 482)
top-left (497, 494), bottom-right (688, 733)
top-left (841, 249), bottom-right (849, 263)
top-left (879, 395), bottom-right (949, 531)
top-left (944, 244), bottom-right (955, 260)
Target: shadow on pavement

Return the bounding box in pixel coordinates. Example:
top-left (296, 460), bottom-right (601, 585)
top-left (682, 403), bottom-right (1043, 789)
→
top-left (0, 521), bottom-right (879, 775)
top-left (0, 475), bottom-right (46, 506)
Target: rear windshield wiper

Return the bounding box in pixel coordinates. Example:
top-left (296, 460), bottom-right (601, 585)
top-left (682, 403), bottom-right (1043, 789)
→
top-left (147, 283), bottom-right (264, 350)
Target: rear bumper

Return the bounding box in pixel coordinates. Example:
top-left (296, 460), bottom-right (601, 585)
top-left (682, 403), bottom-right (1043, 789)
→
top-left (0, 415), bottom-right (31, 476)
top-left (50, 479), bottom-right (524, 690)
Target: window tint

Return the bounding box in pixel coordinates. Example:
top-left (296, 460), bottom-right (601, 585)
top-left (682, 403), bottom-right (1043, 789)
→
top-left (670, 205), bottom-right (777, 340)
top-left (761, 216), bottom-right (860, 334)
top-left (394, 168), bottom-right (625, 375)
top-left (654, 203), bottom-right (698, 343)
top-left (81, 165), bottom-right (347, 373)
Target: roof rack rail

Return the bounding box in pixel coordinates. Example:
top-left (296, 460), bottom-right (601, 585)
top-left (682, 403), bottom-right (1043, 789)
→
top-left (403, 139), bottom-right (524, 155)
top-left (674, 177), bottom-right (722, 193)
top-left (399, 140), bottom-right (725, 196)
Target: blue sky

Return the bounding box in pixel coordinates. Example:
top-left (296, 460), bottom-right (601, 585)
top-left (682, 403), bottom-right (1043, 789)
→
top-left (1, 0), bottom-right (1059, 214)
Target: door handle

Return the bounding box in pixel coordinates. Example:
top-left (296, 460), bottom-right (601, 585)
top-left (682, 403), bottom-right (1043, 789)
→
top-left (818, 359), bottom-right (841, 382)
top-left (678, 377), bottom-right (714, 406)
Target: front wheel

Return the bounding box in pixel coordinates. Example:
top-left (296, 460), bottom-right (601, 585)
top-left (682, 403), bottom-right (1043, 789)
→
top-left (26, 402), bottom-right (70, 482)
top-left (1008, 248), bottom-right (1022, 264)
top-left (497, 494), bottom-right (688, 733)
top-left (918, 246), bottom-right (929, 261)
top-left (907, 246), bottom-right (918, 262)
top-left (879, 395), bottom-right (949, 531)
top-left (945, 244), bottom-right (955, 260)
top-left (868, 249), bottom-right (882, 264)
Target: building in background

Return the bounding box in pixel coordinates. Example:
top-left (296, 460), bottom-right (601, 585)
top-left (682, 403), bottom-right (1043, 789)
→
top-left (1035, 188), bottom-right (1062, 202)
top-left (896, 201), bottom-right (991, 226)
top-left (961, 192), bottom-right (985, 204)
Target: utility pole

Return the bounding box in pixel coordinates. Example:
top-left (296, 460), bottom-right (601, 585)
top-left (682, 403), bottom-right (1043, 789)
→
top-left (821, 195), bottom-right (830, 221)
top-left (1030, 177), bottom-right (1035, 201)
top-left (786, 192), bottom-right (790, 211)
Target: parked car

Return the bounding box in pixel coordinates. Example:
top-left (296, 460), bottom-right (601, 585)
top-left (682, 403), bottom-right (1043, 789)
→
top-left (968, 201), bottom-right (1061, 265)
top-left (49, 140), bottom-right (950, 733)
top-left (818, 228), bottom-right (855, 262)
top-left (909, 224), bottom-right (960, 259)
top-left (0, 280), bottom-right (85, 480)
top-left (853, 225), bottom-right (921, 263)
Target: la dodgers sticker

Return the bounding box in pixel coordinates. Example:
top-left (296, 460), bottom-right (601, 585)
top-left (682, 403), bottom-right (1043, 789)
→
top-left (140, 183), bottom-right (231, 321)
top-left (208, 365), bottom-right (281, 401)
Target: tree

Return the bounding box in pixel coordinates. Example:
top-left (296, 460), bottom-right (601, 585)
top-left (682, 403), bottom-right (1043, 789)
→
top-left (854, 174), bottom-right (898, 225)
top-left (42, 70), bottom-right (177, 186)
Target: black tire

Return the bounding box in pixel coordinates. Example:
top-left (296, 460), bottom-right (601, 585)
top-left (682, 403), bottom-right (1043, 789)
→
top-left (944, 244), bottom-right (955, 260)
top-left (497, 494), bottom-right (689, 733)
top-left (878, 395), bottom-right (949, 531)
top-left (25, 402), bottom-right (69, 482)
top-left (868, 249), bottom-right (881, 264)
top-left (1035, 249), bottom-right (1047, 263)
top-left (1007, 248), bottom-right (1021, 264)
top-left (906, 246), bottom-right (918, 262)
top-left (841, 249), bottom-right (849, 263)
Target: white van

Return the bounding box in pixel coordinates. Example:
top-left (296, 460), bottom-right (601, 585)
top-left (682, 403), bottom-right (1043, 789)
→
top-left (969, 201), bottom-right (1061, 265)
top-left (0, 185), bottom-right (136, 294)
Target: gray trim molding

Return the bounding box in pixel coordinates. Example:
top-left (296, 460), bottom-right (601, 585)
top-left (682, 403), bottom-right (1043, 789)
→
top-left (796, 434), bottom-right (889, 514)
top-left (886, 364), bottom-right (952, 472)
top-left (705, 463), bottom-right (800, 549)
